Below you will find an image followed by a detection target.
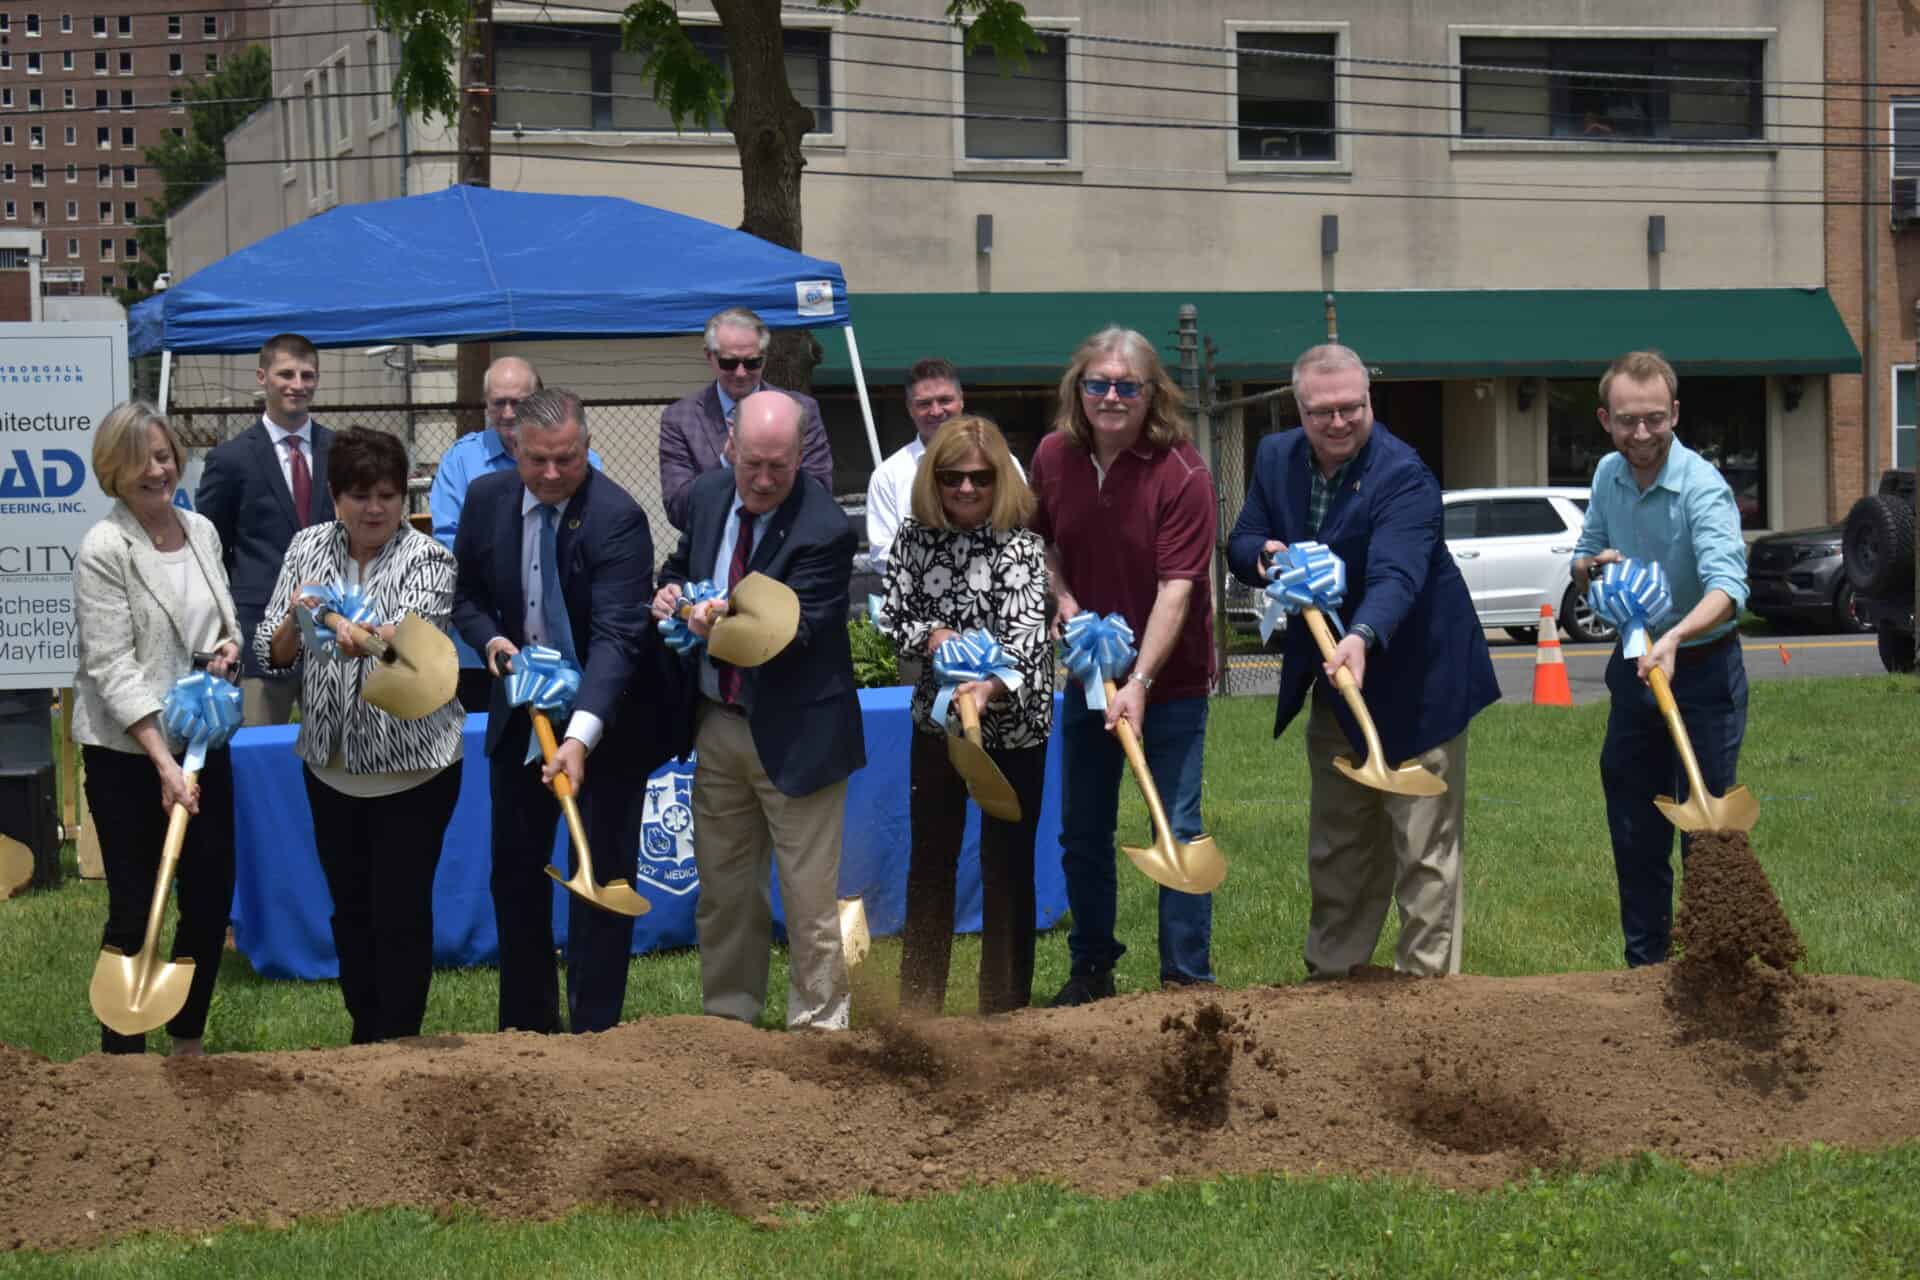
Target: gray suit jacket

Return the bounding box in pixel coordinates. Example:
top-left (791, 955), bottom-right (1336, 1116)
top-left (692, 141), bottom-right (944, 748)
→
top-left (657, 382), bottom-right (834, 530)
top-left (71, 502), bottom-right (241, 753)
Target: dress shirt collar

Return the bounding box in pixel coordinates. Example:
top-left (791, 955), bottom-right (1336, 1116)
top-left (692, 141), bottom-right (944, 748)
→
top-left (715, 381), bottom-right (767, 427)
top-left (262, 417), bottom-right (312, 449)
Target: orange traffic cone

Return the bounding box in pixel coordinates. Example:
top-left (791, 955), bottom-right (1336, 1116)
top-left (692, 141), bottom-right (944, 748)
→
top-left (1532, 603), bottom-right (1573, 706)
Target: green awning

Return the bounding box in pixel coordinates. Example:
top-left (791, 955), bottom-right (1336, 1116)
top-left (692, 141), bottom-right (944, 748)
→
top-left (816, 288), bottom-right (1861, 385)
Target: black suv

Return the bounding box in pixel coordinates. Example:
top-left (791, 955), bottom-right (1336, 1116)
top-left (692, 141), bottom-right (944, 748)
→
top-left (1746, 526), bottom-right (1869, 633)
top-left (1841, 469), bottom-right (1917, 673)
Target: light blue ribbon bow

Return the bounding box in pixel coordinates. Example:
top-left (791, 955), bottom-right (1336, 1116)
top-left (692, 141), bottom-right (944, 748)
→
top-left (161, 670), bottom-right (242, 775)
top-left (1061, 611), bottom-right (1136, 712)
top-left (930, 628), bottom-right (1021, 726)
top-left (657, 579), bottom-right (723, 656)
top-left (1262, 541), bottom-right (1349, 642)
top-left (295, 580), bottom-right (379, 660)
top-left (867, 593), bottom-right (888, 632)
top-left (505, 645), bottom-right (582, 764)
top-left (1587, 559), bottom-right (1673, 660)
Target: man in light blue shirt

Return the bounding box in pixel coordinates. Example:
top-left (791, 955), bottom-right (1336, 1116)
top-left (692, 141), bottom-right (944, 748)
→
top-left (1572, 350), bottom-right (1750, 968)
top-left (430, 355), bottom-right (602, 709)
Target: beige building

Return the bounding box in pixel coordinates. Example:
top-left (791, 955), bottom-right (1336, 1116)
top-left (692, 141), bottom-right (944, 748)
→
top-left (168, 0), bottom-right (1855, 531)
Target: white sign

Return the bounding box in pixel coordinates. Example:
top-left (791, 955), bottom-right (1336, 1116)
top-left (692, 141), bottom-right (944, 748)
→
top-left (794, 279), bottom-right (835, 318)
top-left (0, 322), bottom-right (130, 689)
top-left (636, 765), bottom-right (699, 897)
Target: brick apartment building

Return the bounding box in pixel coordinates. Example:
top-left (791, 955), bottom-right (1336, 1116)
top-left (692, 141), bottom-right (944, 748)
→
top-left (1826, 0), bottom-right (1920, 517)
top-left (0, 0), bottom-right (265, 299)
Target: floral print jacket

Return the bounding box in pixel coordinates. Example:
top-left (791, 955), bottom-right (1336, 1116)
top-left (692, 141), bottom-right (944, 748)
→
top-left (881, 519), bottom-right (1054, 749)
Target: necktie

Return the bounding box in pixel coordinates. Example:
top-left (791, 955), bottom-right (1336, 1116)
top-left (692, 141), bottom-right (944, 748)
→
top-left (718, 508), bottom-right (755, 704)
top-left (539, 504), bottom-right (578, 667)
top-left (284, 436), bottom-right (311, 527)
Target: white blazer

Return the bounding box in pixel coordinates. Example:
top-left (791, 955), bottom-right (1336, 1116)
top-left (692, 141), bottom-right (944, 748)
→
top-left (71, 502), bottom-right (241, 754)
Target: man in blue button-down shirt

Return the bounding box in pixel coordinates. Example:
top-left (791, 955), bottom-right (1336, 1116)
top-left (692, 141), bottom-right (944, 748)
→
top-left (1572, 350), bottom-right (1750, 968)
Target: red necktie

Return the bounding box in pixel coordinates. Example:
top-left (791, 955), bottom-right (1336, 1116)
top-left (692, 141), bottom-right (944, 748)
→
top-left (718, 508), bottom-right (755, 704)
top-left (285, 436), bottom-right (311, 528)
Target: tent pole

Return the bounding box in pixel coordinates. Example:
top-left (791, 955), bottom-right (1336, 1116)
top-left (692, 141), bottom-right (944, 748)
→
top-left (157, 350), bottom-right (172, 413)
top-left (843, 325), bottom-right (883, 469)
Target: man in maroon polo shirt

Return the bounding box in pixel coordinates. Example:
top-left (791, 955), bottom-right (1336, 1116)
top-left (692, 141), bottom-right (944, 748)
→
top-left (1029, 325), bottom-right (1219, 1006)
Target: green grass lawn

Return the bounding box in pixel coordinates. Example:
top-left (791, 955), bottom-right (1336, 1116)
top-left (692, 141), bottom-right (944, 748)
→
top-left (6, 675), bottom-right (1920, 1276)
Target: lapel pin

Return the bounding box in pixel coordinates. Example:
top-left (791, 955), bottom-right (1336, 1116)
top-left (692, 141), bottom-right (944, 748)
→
top-left (568, 517), bottom-right (582, 530)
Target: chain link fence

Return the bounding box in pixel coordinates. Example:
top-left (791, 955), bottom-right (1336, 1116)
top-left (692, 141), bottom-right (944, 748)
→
top-left (170, 398), bottom-right (685, 565)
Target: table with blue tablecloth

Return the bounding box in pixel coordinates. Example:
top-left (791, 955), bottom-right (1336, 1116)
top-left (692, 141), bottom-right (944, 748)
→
top-left (228, 686), bottom-right (1068, 980)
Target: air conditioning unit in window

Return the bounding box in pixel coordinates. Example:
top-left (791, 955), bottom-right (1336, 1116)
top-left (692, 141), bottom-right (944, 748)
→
top-left (1895, 176), bottom-right (1920, 230)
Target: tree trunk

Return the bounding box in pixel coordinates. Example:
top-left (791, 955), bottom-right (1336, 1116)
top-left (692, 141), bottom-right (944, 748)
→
top-left (715, 0), bottom-right (819, 392)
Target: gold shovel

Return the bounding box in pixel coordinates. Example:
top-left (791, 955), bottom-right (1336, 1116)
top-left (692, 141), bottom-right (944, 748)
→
top-left (530, 709), bottom-right (650, 918)
top-left (1101, 679), bottom-right (1227, 895)
top-left (947, 693), bottom-right (1022, 822)
top-left (315, 608), bottom-right (459, 721)
top-left (1301, 609), bottom-right (1447, 798)
top-left (1646, 666), bottom-right (1759, 833)
top-left (676, 573), bottom-right (802, 668)
top-left (89, 772), bottom-right (198, 1035)
top-left (838, 896), bottom-right (871, 968)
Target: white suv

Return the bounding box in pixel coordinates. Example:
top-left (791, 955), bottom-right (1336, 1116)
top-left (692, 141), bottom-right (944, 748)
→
top-left (1442, 487), bottom-right (1616, 643)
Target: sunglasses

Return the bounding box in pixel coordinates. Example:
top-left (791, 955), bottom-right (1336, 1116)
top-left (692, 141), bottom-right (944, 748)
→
top-left (712, 355), bottom-right (765, 373)
top-left (936, 468), bottom-right (997, 490)
top-left (1081, 377), bottom-right (1144, 400)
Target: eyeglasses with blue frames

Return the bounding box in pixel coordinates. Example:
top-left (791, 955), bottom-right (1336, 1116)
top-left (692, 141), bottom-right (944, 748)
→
top-left (1080, 377), bottom-right (1145, 400)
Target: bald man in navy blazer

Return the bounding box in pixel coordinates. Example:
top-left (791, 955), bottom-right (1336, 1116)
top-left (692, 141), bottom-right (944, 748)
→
top-left (1228, 343), bottom-right (1497, 980)
top-left (652, 390), bottom-right (863, 1031)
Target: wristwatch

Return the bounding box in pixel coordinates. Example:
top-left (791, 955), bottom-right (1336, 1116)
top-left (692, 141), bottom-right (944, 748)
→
top-left (1128, 671), bottom-right (1154, 690)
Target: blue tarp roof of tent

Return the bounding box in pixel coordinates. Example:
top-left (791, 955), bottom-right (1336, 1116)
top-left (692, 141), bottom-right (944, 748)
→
top-left (129, 185), bottom-right (852, 356)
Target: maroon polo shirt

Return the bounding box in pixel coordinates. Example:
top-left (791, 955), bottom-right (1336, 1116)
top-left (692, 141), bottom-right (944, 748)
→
top-left (1029, 430), bottom-right (1217, 701)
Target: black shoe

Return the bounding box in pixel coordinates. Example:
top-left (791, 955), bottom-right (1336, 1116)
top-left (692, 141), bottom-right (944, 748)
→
top-left (1049, 971), bottom-right (1114, 1008)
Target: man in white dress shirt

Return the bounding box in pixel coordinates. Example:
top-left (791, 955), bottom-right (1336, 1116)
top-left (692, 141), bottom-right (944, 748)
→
top-left (864, 358), bottom-right (968, 576)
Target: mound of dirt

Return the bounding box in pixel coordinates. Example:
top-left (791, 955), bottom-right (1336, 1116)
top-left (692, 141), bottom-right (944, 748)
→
top-left (7, 968), bottom-right (1920, 1254)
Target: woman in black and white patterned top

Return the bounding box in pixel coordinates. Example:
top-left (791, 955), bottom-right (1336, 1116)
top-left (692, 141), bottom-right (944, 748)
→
top-left (255, 427), bottom-right (464, 1045)
top-left (882, 415), bottom-right (1053, 1015)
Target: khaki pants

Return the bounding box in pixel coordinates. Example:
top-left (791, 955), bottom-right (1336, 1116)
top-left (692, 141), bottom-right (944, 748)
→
top-left (241, 676), bottom-right (299, 727)
top-left (691, 702), bottom-right (850, 1030)
top-left (1303, 697), bottom-right (1467, 978)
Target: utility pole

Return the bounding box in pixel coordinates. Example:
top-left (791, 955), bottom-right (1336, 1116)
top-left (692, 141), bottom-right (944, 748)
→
top-left (454, 0), bottom-right (493, 434)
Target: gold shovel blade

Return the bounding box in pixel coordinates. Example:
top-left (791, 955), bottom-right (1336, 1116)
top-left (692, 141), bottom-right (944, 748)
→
top-left (544, 866), bottom-right (651, 917)
top-left (360, 613), bottom-right (459, 720)
top-left (708, 573), bottom-right (802, 668)
top-left (1123, 834), bottom-right (1228, 896)
top-left (1333, 754), bottom-right (1449, 798)
top-left (1654, 782), bottom-right (1759, 834)
top-left (89, 947), bottom-right (195, 1036)
top-left (0, 834), bottom-right (31, 899)
top-left (838, 896), bottom-right (871, 968)
top-left (946, 734), bottom-right (1022, 822)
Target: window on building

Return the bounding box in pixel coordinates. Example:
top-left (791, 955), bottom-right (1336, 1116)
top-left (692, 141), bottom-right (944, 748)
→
top-left (167, 14), bottom-right (180, 38)
top-left (61, 158), bottom-right (73, 178)
top-left (119, 126), bottom-right (133, 148)
top-left (27, 125), bottom-right (41, 149)
top-left (1233, 30), bottom-right (1338, 162)
top-left (117, 50), bottom-right (132, 75)
top-left (122, 198), bottom-right (134, 219)
top-left (30, 200), bottom-right (44, 223)
top-left (61, 198), bottom-right (73, 219)
top-left (29, 162), bottom-right (43, 186)
top-left (123, 237), bottom-right (135, 259)
top-left (26, 89), bottom-right (39, 109)
top-left (1, 127), bottom-right (11, 145)
top-left (167, 126), bottom-right (182, 139)
top-left (366, 32), bottom-right (392, 131)
top-left (961, 29), bottom-right (1067, 159)
top-left (95, 162), bottom-right (108, 184)
top-left (96, 199), bottom-right (108, 222)
top-left (492, 22), bottom-right (833, 135)
top-left (23, 12), bottom-right (36, 37)
top-left (2, 163), bottom-right (13, 182)
top-left (58, 12), bottom-right (69, 33)
top-left (205, 52), bottom-right (218, 73)
top-left (119, 90), bottom-right (133, 111)
top-left (303, 69), bottom-right (338, 207)
top-left (1898, 367), bottom-right (1917, 470)
top-left (60, 50), bottom-right (71, 71)
top-left (91, 14), bottom-right (103, 36)
top-left (95, 126), bottom-right (109, 149)
top-left (98, 237), bottom-right (112, 260)
top-left (64, 237), bottom-right (76, 257)
top-left (169, 88), bottom-right (183, 112)
top-left (3, 202), bottom-right (13, 221)
top-left (61, 126), bottom-right (72, 146)
top-left (94, 50), bottom-right (107, 74)
top-left (100, 274), bottom-right (114, 292)
top-left (1460, 37), bottom-right (1765, 141)
top-left (1546, 375), bottom-right (1768, 528)
top-left (0, 16), bottom-right (10, 34)
top-left (1, 52), bottom-right (13, 71)
top-left (26, 51), bottom-right (41, 74)
top-left (118, 164), bottom-right (132, 184)
top-left (1895, 100), bottom-right (1920, 214)
top-left (202, 14), bottom-right (217, 37)
top-left (116, 14), bottom-right (129, 37)
top-left (168, 51), bottom-right (182, 76)
top-left (2, 90), bottom-right (12, 108)
top-left (61, 86), bottom-right (72, 106)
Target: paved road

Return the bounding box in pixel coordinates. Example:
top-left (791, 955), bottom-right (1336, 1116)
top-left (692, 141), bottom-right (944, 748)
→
top-left (1222, 629), bottom-right (1885, 704)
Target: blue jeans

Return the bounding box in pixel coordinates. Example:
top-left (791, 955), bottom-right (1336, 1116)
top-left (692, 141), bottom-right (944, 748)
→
top-left (1058, 684), bottom-right (1213, 983)
top-left (1600, 637), bottom-right (1748, 968)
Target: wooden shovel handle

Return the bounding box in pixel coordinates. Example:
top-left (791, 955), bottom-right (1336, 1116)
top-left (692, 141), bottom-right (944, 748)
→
top-left (530, 710), bottom-right (574, 799)
top-left (674, 596), bottom-right (731, 622)
top-left (315, 608), bottom-right (392, 661)
top-left (956, 689), bottom-right (986, 747)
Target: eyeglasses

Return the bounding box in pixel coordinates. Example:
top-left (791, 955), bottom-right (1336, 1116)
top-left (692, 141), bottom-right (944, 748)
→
top-left (487, 396), bottom-right (526, 411)
top-left (1302, 401), bottom-right (1367, 425)
top-left (936, 468), bottom-right (997, 490)
top-left (712, 355), bottom-right (765, 373)
top-left (1080, 377), bottom-right (1144, 400)
top-left (1608, 410), bottom-right (1671, 431)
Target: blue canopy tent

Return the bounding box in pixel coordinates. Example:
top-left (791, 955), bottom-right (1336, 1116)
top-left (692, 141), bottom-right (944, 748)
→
top-left (129, 184), bottom-right (884, 463)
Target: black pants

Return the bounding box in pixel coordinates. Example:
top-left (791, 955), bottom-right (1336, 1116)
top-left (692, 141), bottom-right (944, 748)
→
top-left (901, 729), bottom-right (1047, 1016)
top-left (302, 764), bottom-right (461, 1044)
top-left (489, 715), bottom-right (642, 1034)
top-left (84, 743), bottom-right (235, 1054)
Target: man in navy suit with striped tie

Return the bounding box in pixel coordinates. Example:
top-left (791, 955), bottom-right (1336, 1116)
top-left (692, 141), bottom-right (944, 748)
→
top-left (452, 388), bottom-right (678, 1034)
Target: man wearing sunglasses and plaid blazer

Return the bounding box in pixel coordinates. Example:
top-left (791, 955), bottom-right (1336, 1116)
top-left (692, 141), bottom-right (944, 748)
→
top-left (659, 307), bottom-right (835, 531)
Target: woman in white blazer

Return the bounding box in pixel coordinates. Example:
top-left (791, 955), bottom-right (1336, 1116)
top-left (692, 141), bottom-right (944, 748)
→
top-left (257, 426), bottom-right (464, 1045)
top-left (71, 401), bottom-right (243, 1056)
